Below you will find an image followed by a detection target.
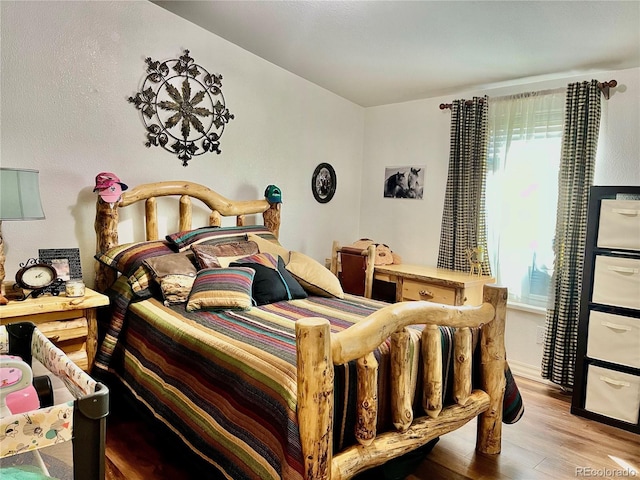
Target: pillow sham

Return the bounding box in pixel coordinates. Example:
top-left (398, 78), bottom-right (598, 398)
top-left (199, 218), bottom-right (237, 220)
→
top-left (95, 240), bottom-right (175, 296)
top-left (230, 253), bottom-right (307, 305)
top-left (167, 225), bottom-right (278, 252)
top-left (95, 240), bottom-right (174, 275)
top-left (286, 251), bottom-right (344, 299)
top-left (143, 252), bottom-right (198, 305)
top-left (186, 267), bottom-right (255, 312)
top-left (191, 241), bottom-right (259, 269)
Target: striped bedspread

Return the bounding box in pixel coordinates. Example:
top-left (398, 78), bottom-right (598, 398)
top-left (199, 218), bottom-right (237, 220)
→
top-left (96, 277), bottom-right (522, 480)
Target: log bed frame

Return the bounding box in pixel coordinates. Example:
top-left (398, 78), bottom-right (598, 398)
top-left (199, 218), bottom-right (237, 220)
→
top-left (94, 181), bottom-right (507, 480)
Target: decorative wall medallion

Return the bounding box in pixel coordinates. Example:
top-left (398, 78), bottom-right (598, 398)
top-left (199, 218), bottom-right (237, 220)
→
top-left (311, 163), bottom-right (337, 203)
top-left (128, 50), bottom-right (234, 166)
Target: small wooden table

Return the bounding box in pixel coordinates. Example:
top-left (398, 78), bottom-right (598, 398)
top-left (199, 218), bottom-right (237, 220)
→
top-left (374, 264), bottom-right (495, 306)
top-left (0, 284), bottom-right (109, 371)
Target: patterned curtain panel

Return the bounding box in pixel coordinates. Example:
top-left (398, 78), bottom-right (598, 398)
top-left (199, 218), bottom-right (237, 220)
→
top-left (542, 80), bottom-right (602, 388)
top-left (437, 97), bottom-right (491, 274)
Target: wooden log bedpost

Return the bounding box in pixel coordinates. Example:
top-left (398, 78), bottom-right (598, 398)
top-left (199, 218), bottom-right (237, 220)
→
top-left (94, 197), bottom-right (119, 292)
top-left (263, 200), bottom-right (281, 239)
top-left (476, 284), bottom-right (508, 454)
top-left (296, 317), bottom-right (334, 480)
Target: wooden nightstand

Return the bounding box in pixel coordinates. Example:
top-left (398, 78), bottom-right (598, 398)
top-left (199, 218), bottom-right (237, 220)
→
top-left (0, 283), bottom-right (109, 371)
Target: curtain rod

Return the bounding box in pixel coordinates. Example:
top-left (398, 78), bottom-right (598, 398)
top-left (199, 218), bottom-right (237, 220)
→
top-left (438, 79), bottom-right (618, 109)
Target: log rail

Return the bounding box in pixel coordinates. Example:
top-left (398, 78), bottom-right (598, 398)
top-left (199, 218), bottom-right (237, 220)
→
top-left (296, 284), bottom-right (507, 480)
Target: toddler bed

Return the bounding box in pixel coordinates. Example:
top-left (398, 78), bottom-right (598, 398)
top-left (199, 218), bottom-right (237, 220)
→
top-left (93, 181), bottom-right (523, 480)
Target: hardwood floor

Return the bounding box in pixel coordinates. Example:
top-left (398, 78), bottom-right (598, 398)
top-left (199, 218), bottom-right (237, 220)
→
top-left (408, 377), bottom-right (639, 480)
top-left (105, 376), bottom-right (639, 479)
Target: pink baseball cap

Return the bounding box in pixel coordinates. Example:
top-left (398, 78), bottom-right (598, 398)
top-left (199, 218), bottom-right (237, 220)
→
top-left (93, 172), bottom-right (128, 192)
top-left (94, 172), bottom-right (128, 203)
top-left (98, 183), bottom-right (124, 203)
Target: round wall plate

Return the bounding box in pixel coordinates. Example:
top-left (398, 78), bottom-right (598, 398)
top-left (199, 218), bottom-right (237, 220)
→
top-left (312, 163), bottom-right (337, 203)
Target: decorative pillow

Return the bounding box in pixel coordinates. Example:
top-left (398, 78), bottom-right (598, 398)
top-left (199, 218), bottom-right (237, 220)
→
top-left (166, 225), bottom-right (278, 252)
top-left (186, 267), bottom-right (255, 312)
top-left (95, 240), bottom-right (175, 296)
top-left (95, 240), bottom-right (174, 275)
top-left (286, 251), bottom-right (344, 298)
top-left (231, 253), bottom-right (307, 305)
top-left (143, 252), bottom-right (198, 305)
top-left (191, 241), bottom-right (259, 269)
top-left (247, 233), bottom-right (290, 262)
top-left (157, 274), bottom-right (196, 306)
top-left (143, 252), bottom-right (198, 278)
top-left (191, 245), bottom-right (222, 269)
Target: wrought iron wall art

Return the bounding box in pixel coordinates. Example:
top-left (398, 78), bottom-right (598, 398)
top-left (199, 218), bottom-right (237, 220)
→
top-left (128, 50), bottom-right (234, 166)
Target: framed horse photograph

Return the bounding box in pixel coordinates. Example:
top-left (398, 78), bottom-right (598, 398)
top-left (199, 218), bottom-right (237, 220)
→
top-left (383, 165), bottom-right (425, 199)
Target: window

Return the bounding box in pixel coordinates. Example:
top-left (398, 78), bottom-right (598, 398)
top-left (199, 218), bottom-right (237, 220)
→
top-left (486, 90), bottom-right (565, 308)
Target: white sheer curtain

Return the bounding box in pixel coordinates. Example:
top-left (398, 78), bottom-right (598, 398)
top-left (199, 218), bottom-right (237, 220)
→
top-left (486, 90), bottom-right (565, 307)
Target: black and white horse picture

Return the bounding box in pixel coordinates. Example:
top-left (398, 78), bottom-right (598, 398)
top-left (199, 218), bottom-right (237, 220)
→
top-left (383, 166), bottom-right (424, 199)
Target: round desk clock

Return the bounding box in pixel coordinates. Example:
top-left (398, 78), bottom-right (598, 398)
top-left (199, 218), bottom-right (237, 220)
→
top-left (14, 259), bottom-right (64, 298)
top-left (15, 262), bottom-right (57, 290)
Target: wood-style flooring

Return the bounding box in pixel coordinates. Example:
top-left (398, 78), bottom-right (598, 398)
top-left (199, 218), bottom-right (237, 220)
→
top-left (105, 376), bottom-right (639, 479)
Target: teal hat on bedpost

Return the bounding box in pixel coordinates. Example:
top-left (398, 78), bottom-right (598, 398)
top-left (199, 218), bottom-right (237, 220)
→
top-left (265, 185), bottom-right (282, 204)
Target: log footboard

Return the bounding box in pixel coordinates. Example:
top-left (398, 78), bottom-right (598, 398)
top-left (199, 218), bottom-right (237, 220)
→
top-left (296, 284), bottom-right (507, 480)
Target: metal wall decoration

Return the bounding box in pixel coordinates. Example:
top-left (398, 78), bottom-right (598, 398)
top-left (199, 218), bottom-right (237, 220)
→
top-left (128, 50), bottom-right (234, 166)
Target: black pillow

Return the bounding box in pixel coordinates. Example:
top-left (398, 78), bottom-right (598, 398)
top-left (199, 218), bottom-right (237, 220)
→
top-left (230, 254), bottom-right (307, 305)
top-left (276, 256), bottom-right (308, 300)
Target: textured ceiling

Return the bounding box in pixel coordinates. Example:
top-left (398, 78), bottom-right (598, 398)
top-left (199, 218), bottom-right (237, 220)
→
top-left (152, 1), bottom-right (640, 107)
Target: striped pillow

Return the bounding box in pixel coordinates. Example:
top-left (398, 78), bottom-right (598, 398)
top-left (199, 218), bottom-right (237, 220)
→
top-left (166, 225), bottom-right (278, 252)
top-left (186, 267), bottom-right (255, 312)
top-left (94, 240), bottom-right (175, 296)
top-left (95, 240), bottom-right (174, 275)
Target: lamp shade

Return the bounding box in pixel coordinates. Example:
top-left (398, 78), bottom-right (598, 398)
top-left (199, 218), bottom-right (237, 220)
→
top-left (0, 168), bottom-right (45, 220)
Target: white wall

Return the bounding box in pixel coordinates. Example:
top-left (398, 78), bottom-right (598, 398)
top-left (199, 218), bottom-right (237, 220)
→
top-left (0, 0), bottom-right (364, 284)
top-left (360, 67), bottom-right (640, 379)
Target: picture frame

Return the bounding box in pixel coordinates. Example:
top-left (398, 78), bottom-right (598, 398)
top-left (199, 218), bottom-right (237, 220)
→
top-left (311, 163), bottom-right (337, 203)
top-left (38, 248), bottom-right (82, 292)
top-left (383, 166), bottom-right (425, 199)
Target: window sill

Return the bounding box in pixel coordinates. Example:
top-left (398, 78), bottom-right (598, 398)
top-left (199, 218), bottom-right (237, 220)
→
top-left (507, 301), bottom-right (546, 315)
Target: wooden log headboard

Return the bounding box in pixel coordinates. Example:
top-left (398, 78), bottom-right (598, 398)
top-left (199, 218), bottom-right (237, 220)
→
top-left (94, 181), bottom-right (281, 292)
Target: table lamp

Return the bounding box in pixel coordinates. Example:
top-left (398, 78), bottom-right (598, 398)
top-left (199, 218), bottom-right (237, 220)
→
top-left (0, 168), bottom-right (45, 304)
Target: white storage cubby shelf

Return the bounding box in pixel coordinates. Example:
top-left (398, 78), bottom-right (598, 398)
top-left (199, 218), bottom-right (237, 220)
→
top-left (572, 185), bottom-right (640, 434)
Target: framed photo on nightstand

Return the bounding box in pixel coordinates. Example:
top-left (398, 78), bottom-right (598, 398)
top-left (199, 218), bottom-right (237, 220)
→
top-left (38, 248), bottom-right (82, 292)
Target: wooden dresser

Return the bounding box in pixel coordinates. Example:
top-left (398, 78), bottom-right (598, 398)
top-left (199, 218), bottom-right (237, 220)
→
top-left (0, 285), bottom-right (109, 371)
top-left (374, 264), bottom-right (495, 306)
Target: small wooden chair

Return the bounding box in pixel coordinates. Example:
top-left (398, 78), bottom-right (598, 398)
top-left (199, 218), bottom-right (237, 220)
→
top-left (330, 241), bottom-right (376, 298)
